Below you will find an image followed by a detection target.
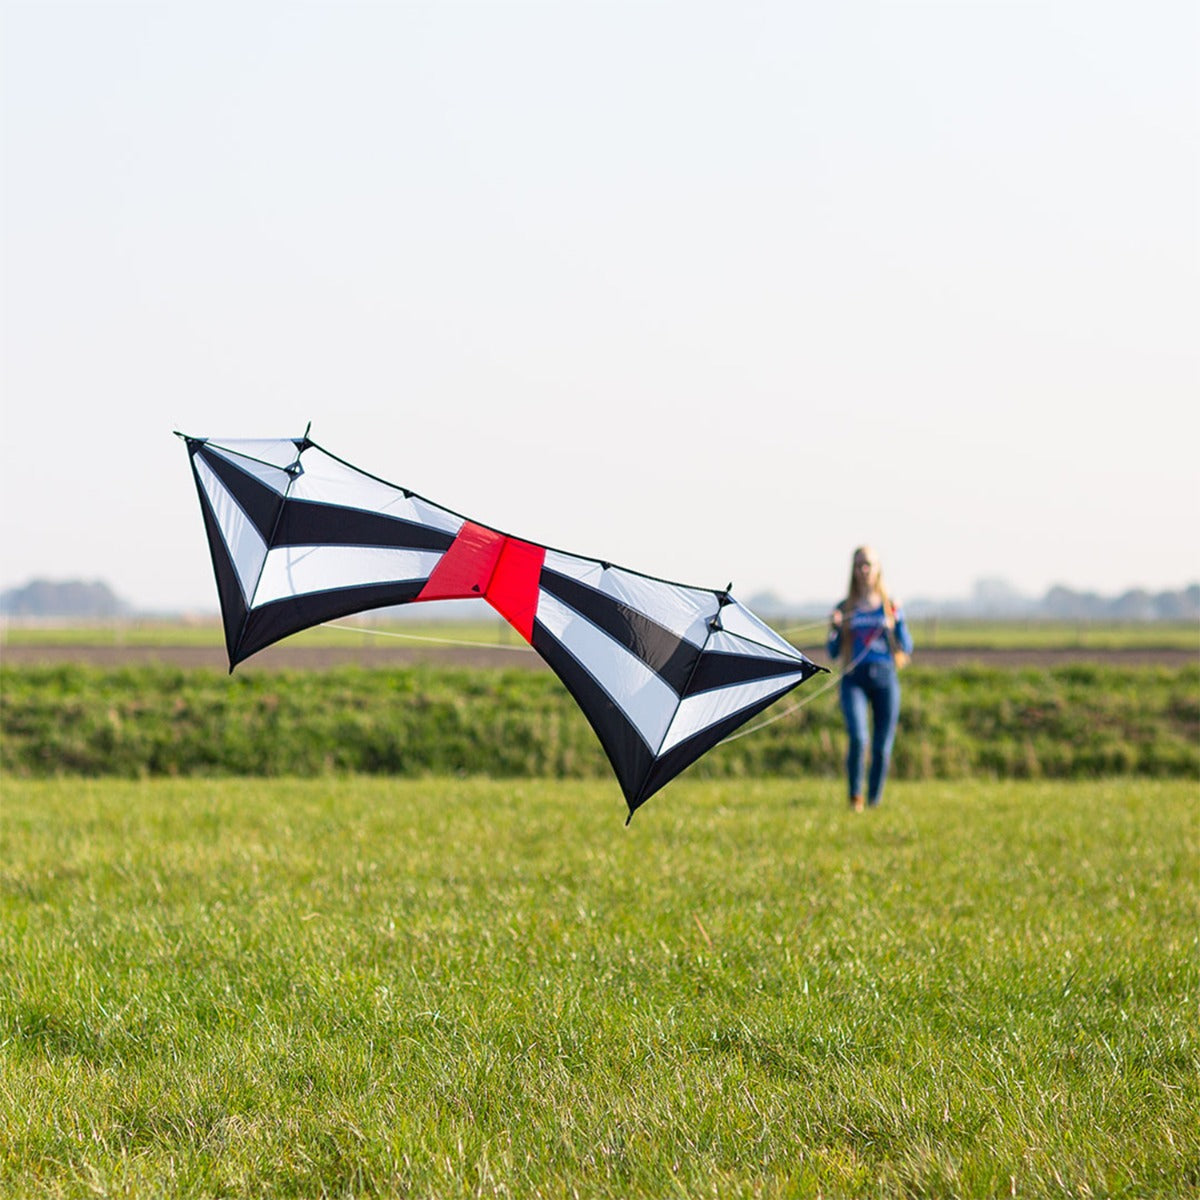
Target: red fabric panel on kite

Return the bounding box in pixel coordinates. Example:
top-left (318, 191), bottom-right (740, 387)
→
top-left (181, 431), bottom-right (825, 818)
top-left (417, 522), bottom-right (506, 600)
top-left (486, 537), bottom-right (546, 643)
top-left (418, 521), bottom-right (545, 643)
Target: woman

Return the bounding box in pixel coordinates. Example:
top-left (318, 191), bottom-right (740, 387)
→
top-left (827, 546), bottom-right (913, 811)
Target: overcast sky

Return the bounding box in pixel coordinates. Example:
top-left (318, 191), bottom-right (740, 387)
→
top-left (3, 1), bottom-right (1197, 613)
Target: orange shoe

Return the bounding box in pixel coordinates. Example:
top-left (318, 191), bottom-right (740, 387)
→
top-left (849, 795), bottom-right (865, 812)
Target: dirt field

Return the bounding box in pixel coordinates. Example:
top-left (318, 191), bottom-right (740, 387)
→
top-left (2, 643), bottom-right (1194, 671)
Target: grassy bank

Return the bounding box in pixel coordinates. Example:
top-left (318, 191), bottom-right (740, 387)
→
top-left (2, 777), bottom-right (1196, 1198)
top-left (2, 662), bottom-right (1197, 781)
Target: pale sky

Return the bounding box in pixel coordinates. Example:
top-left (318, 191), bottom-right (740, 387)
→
top-left (3, 1), bottom-right (1197, 613)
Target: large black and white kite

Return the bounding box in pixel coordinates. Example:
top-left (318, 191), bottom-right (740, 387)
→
top-left (180, 432), bottom-right (824, 818)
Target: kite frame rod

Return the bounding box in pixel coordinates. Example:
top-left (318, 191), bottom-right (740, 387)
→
top-left (316, 424), bottom-right (814, 664)
top-left (302, 435), bottom-right (736, 599)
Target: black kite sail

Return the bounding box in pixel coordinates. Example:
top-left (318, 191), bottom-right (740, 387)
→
top-left (180, 432), bottom-right (823, 818)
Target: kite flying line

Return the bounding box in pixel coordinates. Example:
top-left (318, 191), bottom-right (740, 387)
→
top-left (323, 620), bottom-right (535, 652)
top-left (774, 618), bottom-right (832, 639)
top-left (325, 616), bottom-right (830, 655)
top-left (325, 615), bottom-right (848, 747)
top-left (716, 632), bottom-right (877, 745)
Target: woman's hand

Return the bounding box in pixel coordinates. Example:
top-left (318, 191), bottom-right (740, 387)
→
top-left (829, 608), bottom-right (843, 630)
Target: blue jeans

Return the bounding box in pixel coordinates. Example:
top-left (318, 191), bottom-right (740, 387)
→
top-left (840, 660), bottom-right (900, 805)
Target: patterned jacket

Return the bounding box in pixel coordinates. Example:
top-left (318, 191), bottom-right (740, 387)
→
top-left (827, 601), bottom-right (913, 668)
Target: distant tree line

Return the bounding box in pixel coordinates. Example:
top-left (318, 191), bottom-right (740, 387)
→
top-left (750, 579), bottom-right (1200, 622)
top-left (1033, 584), bottom-right (1199, 621)
top-left (905, 580), bottom-right (1200, 621)
top-left (0, 579), bottom-right (132, 619)
top-left (4, 576), bottom-right (1198, 622)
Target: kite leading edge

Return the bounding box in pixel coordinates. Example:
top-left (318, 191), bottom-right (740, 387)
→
top-left (178, 431), bottom-right (825, 818)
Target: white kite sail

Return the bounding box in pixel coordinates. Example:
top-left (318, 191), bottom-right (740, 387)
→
top-left (181, 432), bottom-right (824, 817)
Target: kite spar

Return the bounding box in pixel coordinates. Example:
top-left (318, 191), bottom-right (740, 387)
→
top-left (179, 432), bottom-right (824, 818)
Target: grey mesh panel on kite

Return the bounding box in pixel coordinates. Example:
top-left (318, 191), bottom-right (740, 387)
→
top-left (181, 432), bottom-right (825, 817)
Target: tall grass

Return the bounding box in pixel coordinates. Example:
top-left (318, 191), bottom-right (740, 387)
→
top-left (2, 776), bottom-right (1196, 1198)
top-left (3, 663), bottom-right (1196, 781)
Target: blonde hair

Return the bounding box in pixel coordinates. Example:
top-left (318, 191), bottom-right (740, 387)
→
top-left (837, 546), bottom-right (907, 666)
top-left (843, 545), bottom-right (888, 611)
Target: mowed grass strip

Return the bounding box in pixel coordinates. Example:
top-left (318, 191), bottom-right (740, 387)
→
top-left (2, 778), bottom-right (1196, 1198)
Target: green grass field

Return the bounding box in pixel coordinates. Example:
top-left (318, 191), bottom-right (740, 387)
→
top-left (3, 776), bottom-right (1196, 1198)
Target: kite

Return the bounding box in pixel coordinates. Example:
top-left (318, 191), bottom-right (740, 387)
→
top-left (179, 431), bottom-right (824, 818)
